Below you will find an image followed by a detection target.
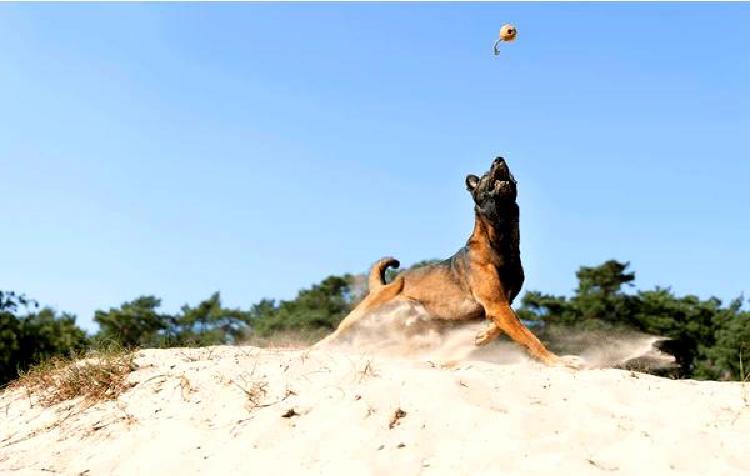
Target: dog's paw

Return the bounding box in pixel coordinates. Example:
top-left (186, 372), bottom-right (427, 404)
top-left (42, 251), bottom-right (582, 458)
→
top-left (538, 353), bottom-right (583, 369)
top-left (557, 355), bottom-right (585, 369)
top-left (474, 329), bottom-right (495, 346)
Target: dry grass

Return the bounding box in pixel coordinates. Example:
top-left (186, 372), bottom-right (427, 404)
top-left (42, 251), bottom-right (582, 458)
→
top-left (10, 348), bottom-right (136, 407)
top-left (240, 380), bottom-right (269, 407)
top-left (740, 351), bottom-right (750, 408)
top-left (389, 408), bottom-right (407, 429)
top-left (243, 329), bottom-right (329, 350)
top-left (234, 377), bottom-right (298, 411)
top-left (358, 360), bottom-right (378, 382)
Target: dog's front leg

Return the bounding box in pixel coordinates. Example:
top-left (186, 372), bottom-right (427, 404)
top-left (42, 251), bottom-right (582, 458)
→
top-left (483, 301), bottom-right (558, 365)
top-left (470, 269), bottom-right (558, 365)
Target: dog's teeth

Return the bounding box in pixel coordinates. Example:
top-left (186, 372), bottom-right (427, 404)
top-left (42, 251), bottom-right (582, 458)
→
top-left (494, 180), bottom-right (508, 190)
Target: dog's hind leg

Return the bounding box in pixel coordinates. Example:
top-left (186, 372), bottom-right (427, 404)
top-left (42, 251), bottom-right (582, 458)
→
top-left (315, 276), bottom-right (405, 347)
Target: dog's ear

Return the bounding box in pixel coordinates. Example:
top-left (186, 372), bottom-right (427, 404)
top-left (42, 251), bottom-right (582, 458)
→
top-left (465, 175), bottom-right (479, 192)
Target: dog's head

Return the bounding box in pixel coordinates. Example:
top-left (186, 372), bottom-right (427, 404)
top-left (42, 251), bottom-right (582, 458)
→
top-left (465, 157), bottom-right (518, 220)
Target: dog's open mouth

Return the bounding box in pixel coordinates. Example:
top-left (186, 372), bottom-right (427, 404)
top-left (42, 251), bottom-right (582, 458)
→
top-left (484, 157), bottom-right (515, 197)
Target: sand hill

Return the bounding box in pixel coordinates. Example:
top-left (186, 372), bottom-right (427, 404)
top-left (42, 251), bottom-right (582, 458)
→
top-left (1, 342), bottom-right (749, 476)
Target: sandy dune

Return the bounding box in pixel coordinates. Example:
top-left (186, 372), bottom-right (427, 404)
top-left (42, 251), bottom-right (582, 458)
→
top-left (2, 345), bottom-right (749, 476)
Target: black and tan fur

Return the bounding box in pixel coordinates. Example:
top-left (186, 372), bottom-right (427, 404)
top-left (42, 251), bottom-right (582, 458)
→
top-left (318, 157), bottom-right (560, 365)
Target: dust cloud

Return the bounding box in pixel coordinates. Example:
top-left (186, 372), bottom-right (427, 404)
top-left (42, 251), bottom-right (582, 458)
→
top-left (322, 300), bottom-right (676, 370)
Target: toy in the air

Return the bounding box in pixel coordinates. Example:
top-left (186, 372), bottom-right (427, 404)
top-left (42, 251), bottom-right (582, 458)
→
top-left (493, 24), bottom-right (517, 56)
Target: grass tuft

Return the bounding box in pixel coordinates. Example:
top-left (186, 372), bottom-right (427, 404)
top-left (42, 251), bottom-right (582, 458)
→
top-left (9, 347), bottom-right (136, 407)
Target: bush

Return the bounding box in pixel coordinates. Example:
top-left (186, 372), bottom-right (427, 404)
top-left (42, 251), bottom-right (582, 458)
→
top-left (1, 292), bottom-right (88, 387)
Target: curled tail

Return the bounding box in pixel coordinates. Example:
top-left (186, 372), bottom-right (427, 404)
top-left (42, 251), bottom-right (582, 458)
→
top-left (368, 257), bottom-right (400, 291)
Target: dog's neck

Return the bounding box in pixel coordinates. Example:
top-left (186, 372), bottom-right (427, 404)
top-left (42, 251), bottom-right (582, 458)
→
top-left (467, 207), bottom-right (521, 266)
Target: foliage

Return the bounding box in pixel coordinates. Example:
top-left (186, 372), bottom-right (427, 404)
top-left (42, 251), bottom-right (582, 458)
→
top-left (3, 259), bottom-right (750, 383)
top-left (1, 292), bottom-right (88, 387)
top-left (698, 296), bottom-right (750, 380)
top-left (171, 292), bottom-right (252, 346)
top-left (517, 260), bottom-right (750, 380)
top-left (94, 293), bottom-right (252, 348)
top-left (94, 296), bottom-right (167, 348)
top-left (249, 275), bottom-right (357, 336)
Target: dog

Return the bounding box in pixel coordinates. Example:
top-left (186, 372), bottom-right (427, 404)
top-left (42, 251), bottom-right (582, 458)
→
top-left (318, 157), bottom-right (562, 365)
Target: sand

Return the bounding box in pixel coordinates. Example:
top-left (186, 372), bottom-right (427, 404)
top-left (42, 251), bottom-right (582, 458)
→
top-left (2, 342), bottom-right (749, 476)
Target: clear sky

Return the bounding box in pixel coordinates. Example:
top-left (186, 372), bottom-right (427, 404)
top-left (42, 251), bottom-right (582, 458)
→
top-left (1, 3), bottom-right (748, 332)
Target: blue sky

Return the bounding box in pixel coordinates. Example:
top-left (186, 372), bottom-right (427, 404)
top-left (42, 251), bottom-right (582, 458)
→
top-left (1, 3), bottom-right (748, 332)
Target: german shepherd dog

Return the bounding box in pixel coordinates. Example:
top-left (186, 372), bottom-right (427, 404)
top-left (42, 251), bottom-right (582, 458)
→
top-left (318, 157), bottom-right (561, 365)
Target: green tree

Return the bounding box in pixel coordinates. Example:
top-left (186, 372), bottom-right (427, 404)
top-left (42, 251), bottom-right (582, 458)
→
top-left (171, 292), bottom-right (252, 346)
top-left (94, 292), bottom-right (254, 348)
top-left (1, 291), bottom-right (88, 386)
top-left (94, 296), bottom-right (167, 348)
top-left (572, 260), bottom-right (639, 329)
top-left (517, 291), bottom-right (574, 325)
top-left (633, 289), bottom-right (722, 376)
top-left (517, 260), bottom-right (750, 380)
top-left (517, 260), bottom-right (638, 332)
top-left (0, 304), bottom-right (24, 385)
top-left (695, 296), bottom-right (750, 380)
top-left (250, 274), bottom-right (357, 336)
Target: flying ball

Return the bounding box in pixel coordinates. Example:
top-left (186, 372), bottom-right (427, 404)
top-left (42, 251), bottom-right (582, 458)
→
top-left (499, 24), bottom-right (517, 42)
top-left (493, 23), bottom-right (517, 56)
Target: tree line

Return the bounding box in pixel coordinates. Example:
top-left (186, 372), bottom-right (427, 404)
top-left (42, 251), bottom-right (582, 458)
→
top-left (2, 260), bottom-right (748, 386)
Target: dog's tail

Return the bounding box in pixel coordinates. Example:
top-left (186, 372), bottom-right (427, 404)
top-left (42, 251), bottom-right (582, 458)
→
top-left (368, 257), bottom-right (400, 291)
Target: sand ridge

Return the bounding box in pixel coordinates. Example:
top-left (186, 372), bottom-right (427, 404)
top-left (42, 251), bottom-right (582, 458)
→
top-left (1, 344), bottom-right (749, 476)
